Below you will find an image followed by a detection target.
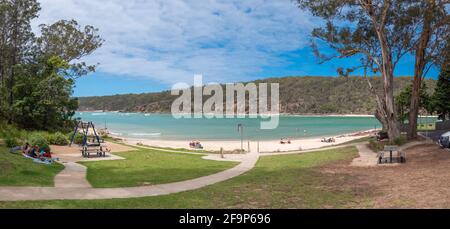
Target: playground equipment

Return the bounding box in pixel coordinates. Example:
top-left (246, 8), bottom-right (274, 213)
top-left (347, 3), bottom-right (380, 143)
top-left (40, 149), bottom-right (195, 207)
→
top-left (70, 121), bottom-right (107, 158)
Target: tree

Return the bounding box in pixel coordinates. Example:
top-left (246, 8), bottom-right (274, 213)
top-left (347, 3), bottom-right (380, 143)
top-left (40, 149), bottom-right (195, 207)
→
top-left (0, 0), bottom-right (103, 130)
top-left (37, 19), bottom-right (104, 78)
top-left (297, 0), bottom-right (417, 140)
top-left (406, 0), bottom-right (449, 139)
top-left (396, 82), bottom-right (431, 124)
top-left (13, 56), bottom-right (78, 130)
top-left (432, 61), bottom-right (450, 120)
top-left (0, 0), bottom-right (40, 123)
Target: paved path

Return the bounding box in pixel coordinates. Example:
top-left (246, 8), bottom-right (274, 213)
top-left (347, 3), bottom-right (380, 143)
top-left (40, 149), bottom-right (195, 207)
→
top-left (54, 162), bottom-right (91, 188)
top-left (350, 144), bottom-right (378, 167)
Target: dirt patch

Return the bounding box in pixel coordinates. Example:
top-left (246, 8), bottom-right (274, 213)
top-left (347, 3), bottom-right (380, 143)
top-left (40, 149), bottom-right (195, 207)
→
top-left (50, 141), bottom-right (136, 162)
top-left (321, 144), bottom-right (450, 208)
top-left (51, 141), bottom-right (136, 155)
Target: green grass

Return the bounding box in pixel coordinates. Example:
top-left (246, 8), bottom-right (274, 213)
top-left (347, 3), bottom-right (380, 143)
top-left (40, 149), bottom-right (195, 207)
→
top-left (0, 146), bottom-right (371, 208)
top-left (335, 136), bottom-right (375, 146)
top-left (0, 147), bottom-right (64, 186)
top-left (138, 144), bottom-right (211, 154)
top-left (79, 148), bottom-right (238, 188)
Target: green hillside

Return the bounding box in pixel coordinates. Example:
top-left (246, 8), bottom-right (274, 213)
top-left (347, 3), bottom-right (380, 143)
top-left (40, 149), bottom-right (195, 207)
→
top-left (78, 76), bottom-right (436, 114)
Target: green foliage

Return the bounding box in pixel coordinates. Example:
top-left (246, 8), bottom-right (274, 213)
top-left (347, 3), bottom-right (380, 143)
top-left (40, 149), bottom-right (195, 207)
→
top-left (28, 133), bottom-right (49, 151)
top-left (431, 63), bottom-right (450, 120)
top-left (43, 132), bottom-right (69, 146)
top-left (68, 132), bottom-right (85, 145)
top-left (12, 56), bottom-right (79, 131)
top-left (51, 132), bottom-right (69, 145)
top-left (395, 82), bottom-right (432, 122)
top-left (0, 1), bottom-right (102, 131)
top-left (5, 138), bottom-right (19, 148)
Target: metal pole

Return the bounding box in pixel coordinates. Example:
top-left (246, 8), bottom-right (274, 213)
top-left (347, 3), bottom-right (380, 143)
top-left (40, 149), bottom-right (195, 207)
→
top-left (241, 128), bottom-right (243, 152)
top-left (237, 124), bottom-right (243, 153)
top-left (257, 140), bottom-right (259, 153)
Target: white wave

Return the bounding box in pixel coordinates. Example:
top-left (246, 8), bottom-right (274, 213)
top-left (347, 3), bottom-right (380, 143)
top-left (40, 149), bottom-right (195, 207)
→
top-left (109, 132), bottom-right (123, 136)
top-left (92, 112), bottom-right (107, 116)
top-left (130, 132), bottom-right (161, 137)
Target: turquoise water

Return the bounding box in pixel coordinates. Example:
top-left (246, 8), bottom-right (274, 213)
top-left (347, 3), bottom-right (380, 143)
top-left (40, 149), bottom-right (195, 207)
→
top-left (76, 112), bottom-right (382, 140)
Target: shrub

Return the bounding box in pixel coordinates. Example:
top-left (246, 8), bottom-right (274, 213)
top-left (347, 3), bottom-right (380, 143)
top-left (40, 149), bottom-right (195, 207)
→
top-left (51, 132), bottom-right (69, 145)
top-left (28, 133), bottom-right (49, 151)
top-left (5, 138), bottom-right (20, 148)
top-left (67, 133), bottom-right (84, 145)
top-left (391, 136), bottom-right (407, 146)
top-left (44, 133), bottom-right (56, 145)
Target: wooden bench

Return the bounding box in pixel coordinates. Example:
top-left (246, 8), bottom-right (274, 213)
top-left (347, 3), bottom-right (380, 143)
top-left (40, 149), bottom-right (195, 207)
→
top-left (377, 145), bottom-right (406, 164)
top-left (81, 146), bottom-right (106, 158)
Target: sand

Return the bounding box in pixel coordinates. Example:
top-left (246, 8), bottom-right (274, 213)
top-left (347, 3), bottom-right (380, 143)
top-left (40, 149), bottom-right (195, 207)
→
top-left (120, 129), bottom-right (377, 153)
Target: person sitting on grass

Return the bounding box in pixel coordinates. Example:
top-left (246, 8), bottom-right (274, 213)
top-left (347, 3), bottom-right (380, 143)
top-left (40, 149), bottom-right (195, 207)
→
top-left (10, 142), bottom-right (30, 154)
top-left (25, 145), bottom-right (40, 158)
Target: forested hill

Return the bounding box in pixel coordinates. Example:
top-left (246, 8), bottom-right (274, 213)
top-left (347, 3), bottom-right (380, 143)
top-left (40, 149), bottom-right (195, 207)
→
top-left (78, 76), bottom-right (436, 115)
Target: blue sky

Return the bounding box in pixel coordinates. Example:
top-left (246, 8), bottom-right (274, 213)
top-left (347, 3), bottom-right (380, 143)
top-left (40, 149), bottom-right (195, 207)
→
top-left (33, 0), bottom-right (439, 97)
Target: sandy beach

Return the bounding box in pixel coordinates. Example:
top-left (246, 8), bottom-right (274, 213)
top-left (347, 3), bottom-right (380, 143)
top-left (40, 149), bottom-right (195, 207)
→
top-left (119, 129), bottom-right (377, 153)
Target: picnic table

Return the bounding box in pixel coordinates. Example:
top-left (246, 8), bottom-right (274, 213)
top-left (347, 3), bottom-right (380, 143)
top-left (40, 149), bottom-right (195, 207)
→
top-left (377, 145), bottom-right (406, 164)
top-left (81, 145), bottom-right (107, 158)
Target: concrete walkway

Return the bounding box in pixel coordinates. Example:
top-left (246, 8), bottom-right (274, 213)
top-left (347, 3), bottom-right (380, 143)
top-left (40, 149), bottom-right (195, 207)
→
top-left (54, 162), bottom-right (91, 188)
top-left (350, 144), bottom-right (378, 167)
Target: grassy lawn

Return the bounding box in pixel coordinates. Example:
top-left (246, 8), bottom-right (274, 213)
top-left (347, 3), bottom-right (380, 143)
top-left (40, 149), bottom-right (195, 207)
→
top-left (79, 148), bottom-right (238, 188)
top-left (138, 144), bottom-right (211, 154)
top-left (0, 146), bottom-right (370, 208)
top-left (0, 147), bottom-right (64, 186)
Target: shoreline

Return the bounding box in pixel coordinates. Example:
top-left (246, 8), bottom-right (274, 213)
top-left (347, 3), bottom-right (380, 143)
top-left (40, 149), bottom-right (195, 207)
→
top-left (117, 129), bottom-right (377, 153)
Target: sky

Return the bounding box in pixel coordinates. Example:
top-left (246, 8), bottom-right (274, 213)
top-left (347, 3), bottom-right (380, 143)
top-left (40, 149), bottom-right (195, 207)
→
top-left (32, 0), bottom-right (439, 97)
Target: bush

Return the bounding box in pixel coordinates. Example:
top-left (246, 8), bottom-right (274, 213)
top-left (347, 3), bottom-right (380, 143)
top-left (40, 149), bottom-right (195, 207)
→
top-left (28, 133), bottom-right (49, 151)
top-left (5, 138), bottom-right (20, 148)
top-left (43, 132), bottom-right (69, 145)
top-left (67, 133), bottom-right (84, 145)
top-left (392, 136), bottom-right (407, 146)
top-left (44, 132), bottom-right (56, 145)
top-left (51, 132), bottom-right (69, 145)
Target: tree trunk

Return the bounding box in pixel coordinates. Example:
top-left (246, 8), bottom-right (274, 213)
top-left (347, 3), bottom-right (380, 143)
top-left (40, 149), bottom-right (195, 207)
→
top-left (408, 8), bottom-right (432, 140)
top-left (377, 30), bottom-right (401, 140)
top-left (408, 76), bottom-right (421, 139)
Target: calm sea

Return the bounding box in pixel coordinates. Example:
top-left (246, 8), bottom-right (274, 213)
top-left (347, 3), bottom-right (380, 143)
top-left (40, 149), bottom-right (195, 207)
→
top-left (75, 112), bottom-right (392, 140)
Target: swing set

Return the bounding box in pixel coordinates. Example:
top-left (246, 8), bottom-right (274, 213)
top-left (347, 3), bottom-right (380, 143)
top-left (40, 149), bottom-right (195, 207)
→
top-left (70, 121), bottom-right (107, 158)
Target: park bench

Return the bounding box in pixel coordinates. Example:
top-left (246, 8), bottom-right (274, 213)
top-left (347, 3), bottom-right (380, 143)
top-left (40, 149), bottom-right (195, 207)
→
top-left (81, 145), bottom-right (107, 158)
top-left (377, 145), bottom-right (406, 164)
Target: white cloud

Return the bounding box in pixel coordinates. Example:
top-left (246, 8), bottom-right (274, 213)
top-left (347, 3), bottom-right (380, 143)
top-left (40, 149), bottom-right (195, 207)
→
top-left (33, 0), bottom-right (318, 85)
